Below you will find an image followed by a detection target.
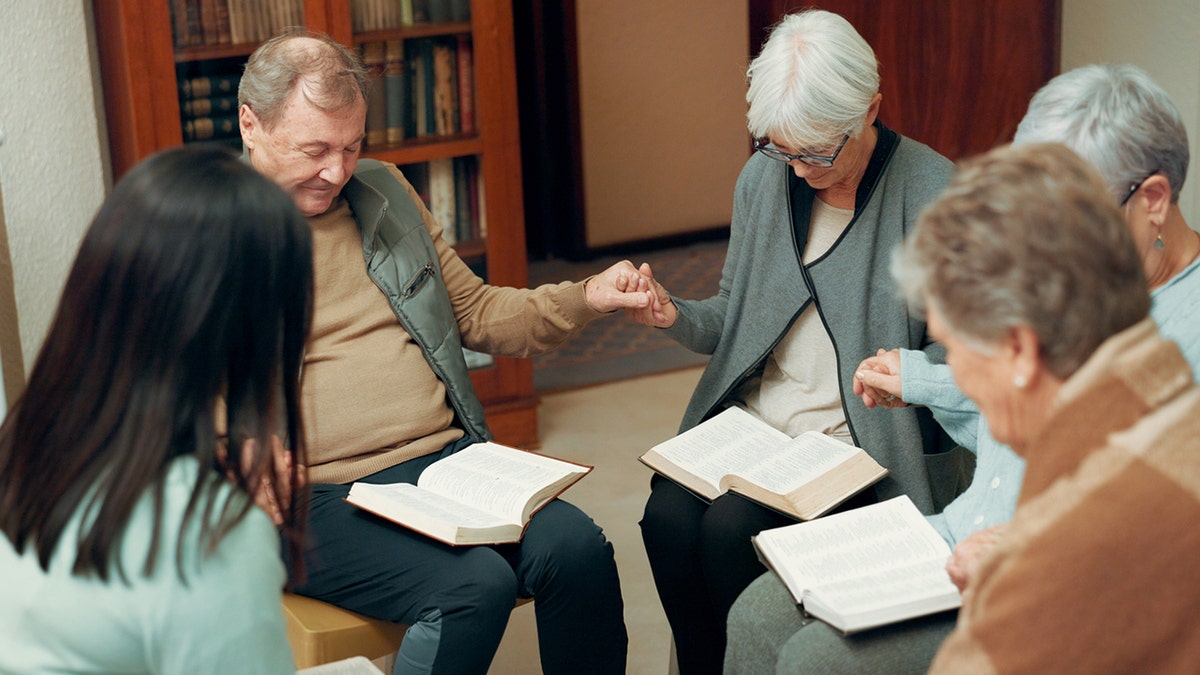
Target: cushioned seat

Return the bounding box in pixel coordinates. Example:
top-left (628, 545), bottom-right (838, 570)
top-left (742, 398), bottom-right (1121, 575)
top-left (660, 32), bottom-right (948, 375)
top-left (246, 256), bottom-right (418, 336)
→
top-left (283, 593), bottom-right (409, 669)
top-left (283, 593), bottom-right (535, 668)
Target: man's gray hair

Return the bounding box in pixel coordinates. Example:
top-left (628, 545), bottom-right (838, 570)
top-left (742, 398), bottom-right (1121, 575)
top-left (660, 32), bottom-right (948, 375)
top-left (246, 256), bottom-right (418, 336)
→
top-left (745, 9), bottom-right (879, 150)
top-left (238, 30), bottom-right (370, 130)
top-left (894, 143), bottom-right (1150, 379)
top-left (1013, 63), bottom-right (1189, 203)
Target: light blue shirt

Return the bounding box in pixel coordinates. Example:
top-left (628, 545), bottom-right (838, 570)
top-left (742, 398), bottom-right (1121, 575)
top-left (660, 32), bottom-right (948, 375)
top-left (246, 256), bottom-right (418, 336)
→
top-left (0, 457), bottom-right (294, 674)
top-left (899, 351), bottom-right (1025, 546)
top-left (900, 251), bottom-right (1200, 547)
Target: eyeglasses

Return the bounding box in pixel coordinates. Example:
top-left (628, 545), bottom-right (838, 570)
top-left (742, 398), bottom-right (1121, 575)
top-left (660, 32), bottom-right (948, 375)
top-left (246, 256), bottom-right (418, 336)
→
top-left (1119, 170), bottom-right (1158, 207)
top-left (754, 134), bottom-right (850, 168)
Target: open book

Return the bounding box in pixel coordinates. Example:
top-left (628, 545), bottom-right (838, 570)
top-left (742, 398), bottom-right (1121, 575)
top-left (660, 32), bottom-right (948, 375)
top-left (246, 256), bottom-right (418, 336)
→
top-left (639, 407), bottom-right (888, 520)
top-left (753, 495), bottom-right (962, 634)
top-left (345, 442), bottom-right (592, 545)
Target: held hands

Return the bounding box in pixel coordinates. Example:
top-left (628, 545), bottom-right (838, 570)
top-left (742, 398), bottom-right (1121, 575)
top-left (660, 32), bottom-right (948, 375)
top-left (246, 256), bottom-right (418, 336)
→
top-left (854, 348), bottom-right (905, 409)
top-left (584, 260), bottom-right (654, 313)
top-left (581, 259), bottom-right (675, 325)
top-left (945, 523), bottom-right (1008, 592)
top-left (617, 262), bottom-right (676, 328)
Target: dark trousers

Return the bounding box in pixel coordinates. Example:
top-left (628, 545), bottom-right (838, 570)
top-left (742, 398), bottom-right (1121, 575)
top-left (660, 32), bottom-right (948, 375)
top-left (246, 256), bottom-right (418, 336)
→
top-left (640, 476), bottom-right (878, 675)
top-left (292, 437), bottom-right (628, 675)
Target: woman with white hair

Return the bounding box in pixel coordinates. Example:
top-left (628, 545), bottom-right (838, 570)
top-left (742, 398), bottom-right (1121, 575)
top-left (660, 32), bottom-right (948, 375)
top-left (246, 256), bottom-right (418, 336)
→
top-left (628, 10), bottom-right (956, 672)
top-left (908, 142), bottom-right (1200, 672)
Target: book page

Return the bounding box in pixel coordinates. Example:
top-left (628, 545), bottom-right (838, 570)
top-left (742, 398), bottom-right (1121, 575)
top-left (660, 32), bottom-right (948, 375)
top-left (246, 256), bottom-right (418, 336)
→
top-left (723, 430), bottom-right (859, 494)
top-left (351, 482), bottom-right (511, 529)
top-left (645, 407), bottom-right (791, 490)
top-left (418, 442), bottom-right (587, 523)
top-left (754, 496), bottom-right (951, 601)
top-left (806, 558), bottom-right (960, 617)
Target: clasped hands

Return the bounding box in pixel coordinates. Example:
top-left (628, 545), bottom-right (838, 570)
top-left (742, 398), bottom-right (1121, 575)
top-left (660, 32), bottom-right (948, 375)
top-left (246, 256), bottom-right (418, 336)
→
top-left (584, 260), bottom-right (676, 327)
top-left (854, 348), bottom-right (906, 409)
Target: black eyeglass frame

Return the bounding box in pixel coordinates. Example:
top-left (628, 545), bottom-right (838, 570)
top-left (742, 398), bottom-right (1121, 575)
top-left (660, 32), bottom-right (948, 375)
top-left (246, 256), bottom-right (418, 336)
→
top-left (753, 134), bottom-right (851, 168)
top-left (1119, 170), bottom-right (1159, 207)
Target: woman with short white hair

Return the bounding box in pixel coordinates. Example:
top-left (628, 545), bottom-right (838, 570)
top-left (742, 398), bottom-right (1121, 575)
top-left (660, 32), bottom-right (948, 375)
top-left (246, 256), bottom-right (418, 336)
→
top-left (628, 10), bottom-right (957, 673)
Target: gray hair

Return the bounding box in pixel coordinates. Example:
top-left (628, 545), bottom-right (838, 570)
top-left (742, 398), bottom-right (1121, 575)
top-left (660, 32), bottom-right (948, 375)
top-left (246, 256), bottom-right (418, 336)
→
top-left (1013, 63), bottom-right (1189, 203)
top-left (238, 30), bottom-right (369, 130)
top-left (894, 143), bottom-right (1150, 379)
top-left (745, 10), bottom-right (879, 150)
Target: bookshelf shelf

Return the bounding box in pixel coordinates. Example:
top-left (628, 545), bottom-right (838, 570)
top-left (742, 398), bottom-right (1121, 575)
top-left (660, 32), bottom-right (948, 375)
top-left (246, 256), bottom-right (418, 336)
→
top-left (93, 0), bottom-right (539, 448)
top-left (354, 22), bottom-right (472, 43)
top-left (174, 43), bottom-right (260, 63)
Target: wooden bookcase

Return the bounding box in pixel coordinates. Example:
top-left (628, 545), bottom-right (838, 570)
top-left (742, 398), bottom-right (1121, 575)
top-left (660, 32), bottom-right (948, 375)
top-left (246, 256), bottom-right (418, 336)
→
top-left (93, 0), bottom-right (540, 448)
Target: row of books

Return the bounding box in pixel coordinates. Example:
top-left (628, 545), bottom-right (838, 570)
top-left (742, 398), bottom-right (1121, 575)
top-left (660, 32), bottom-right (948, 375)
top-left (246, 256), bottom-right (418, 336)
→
top-left (352, 0), bottom-right (471, 33)
top-left (401, 156), bottom-right (486, 246)
top-left (362, 36), bottom-right (474, 149)
top-left (170, 0), bottom-right (304, 48)
top-left (178, 73), bottom-right (242, 143)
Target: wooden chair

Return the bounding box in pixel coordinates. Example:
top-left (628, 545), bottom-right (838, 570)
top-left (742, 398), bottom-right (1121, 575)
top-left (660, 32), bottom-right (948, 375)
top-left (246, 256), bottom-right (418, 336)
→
top-left (284, 593), bottom-right (535, 669)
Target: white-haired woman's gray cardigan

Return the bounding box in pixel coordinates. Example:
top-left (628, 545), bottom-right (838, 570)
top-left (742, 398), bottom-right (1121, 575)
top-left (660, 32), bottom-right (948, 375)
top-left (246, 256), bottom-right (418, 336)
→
top-left (665, 123), bottom-right (956, 513)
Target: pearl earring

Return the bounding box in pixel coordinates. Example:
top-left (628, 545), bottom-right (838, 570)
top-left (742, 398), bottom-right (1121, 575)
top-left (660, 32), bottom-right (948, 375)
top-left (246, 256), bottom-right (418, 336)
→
top-left (1014, 374), bottom-right (1027, 389)
top-left (1155, 235), bottom-right (1165, 251)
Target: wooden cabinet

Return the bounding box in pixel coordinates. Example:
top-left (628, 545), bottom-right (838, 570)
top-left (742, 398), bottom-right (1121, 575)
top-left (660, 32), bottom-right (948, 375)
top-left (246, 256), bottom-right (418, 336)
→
top-left (94, 0), bottom-right (540, 447)
top-left (747, 0), bottom-right (1060, 162)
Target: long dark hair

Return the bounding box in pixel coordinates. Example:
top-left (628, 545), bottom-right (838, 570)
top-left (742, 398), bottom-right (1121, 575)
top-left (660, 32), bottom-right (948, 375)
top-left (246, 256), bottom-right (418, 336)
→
top-left (0, 146), bottom-right (312, 581)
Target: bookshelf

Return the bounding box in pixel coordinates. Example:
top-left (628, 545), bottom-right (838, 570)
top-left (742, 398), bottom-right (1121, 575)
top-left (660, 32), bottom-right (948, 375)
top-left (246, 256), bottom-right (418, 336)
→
top-left (93, 0), bottom-right (540, 448)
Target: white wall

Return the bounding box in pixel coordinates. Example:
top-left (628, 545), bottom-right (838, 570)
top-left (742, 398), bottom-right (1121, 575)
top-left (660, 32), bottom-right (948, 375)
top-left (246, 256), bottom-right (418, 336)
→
top-left (0, 0), bottom-right (108, 370)
top-left (1061, 0), bottom-right (1200, 227)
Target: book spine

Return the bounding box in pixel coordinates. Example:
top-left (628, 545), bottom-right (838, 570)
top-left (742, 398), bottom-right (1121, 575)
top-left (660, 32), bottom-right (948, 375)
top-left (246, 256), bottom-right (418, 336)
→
top-left (456, 35), bottom-right (474, 134)
top-left (384, 39), bottom-right (407, 144)
top-left (411, 0), bottom-right (430, 24)
top-left (429, 157), bottom-right (456, 244)
top-left (169, 0), bottom-right (193, 48)
top-left (214, 0), bottom-right (232, 44)
top-left (182, 114), bottom-right (240, 142)
top-left (431, 40), bottom-right (457, 136)
top-left (362, 41), bottom-right (389, 148)
top-left (180, 94), bottom-right (240, 118)
top-left (178, 73), bottom-right (241, 99)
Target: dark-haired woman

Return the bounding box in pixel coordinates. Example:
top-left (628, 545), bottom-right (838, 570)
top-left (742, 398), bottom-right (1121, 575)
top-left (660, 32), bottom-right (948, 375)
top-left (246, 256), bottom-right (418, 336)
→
top-left (0, 146), bottom-right (312, 673)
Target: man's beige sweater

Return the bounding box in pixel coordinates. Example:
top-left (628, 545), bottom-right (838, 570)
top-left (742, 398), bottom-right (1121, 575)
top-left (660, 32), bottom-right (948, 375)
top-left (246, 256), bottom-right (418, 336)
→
top-left (302, 167), bottom-right (602, 484)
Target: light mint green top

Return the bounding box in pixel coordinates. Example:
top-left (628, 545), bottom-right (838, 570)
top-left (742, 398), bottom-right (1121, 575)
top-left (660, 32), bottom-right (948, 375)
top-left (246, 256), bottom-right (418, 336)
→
top-left (0, 457), bottom-right (293, 674)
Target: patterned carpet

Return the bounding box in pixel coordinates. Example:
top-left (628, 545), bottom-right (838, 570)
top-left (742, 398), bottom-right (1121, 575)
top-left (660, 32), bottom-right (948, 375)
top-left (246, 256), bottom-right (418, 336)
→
top-left (528, 238), bottom-right (728, 392)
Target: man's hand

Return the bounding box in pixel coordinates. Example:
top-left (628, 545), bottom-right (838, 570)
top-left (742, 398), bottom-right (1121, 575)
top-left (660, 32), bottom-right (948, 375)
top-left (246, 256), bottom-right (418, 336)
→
top-left (945, 523), bottom-right (1008, 591)
top-left (583, 260), bottom-right (656, 313)
top-left (853, 348), bottom-right (905, 409)
top-left (618, 262), bottom-right (676, 328)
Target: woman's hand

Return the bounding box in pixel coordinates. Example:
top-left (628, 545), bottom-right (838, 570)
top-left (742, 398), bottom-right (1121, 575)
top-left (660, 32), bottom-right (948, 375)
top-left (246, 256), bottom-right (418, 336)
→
top-left (237, 435), bottom-right (305, 526)
top-left (945, 523), bottom-right (1008, 591)
top-left (854, 348), bottom-right (905, 408)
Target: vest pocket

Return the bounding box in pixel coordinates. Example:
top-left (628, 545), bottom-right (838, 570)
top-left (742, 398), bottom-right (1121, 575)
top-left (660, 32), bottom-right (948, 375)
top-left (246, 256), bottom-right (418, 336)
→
top-left (403, 263), bottom-right (436, 298)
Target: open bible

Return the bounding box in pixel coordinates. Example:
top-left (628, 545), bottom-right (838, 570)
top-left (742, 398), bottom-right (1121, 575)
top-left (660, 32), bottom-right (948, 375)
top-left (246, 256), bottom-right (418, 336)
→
top-left (638, 407), bottom-right (887, 520)
top-left (344, 442), bottom-right (592, 545)
top-left (753, 495), bottom-right (962, 634)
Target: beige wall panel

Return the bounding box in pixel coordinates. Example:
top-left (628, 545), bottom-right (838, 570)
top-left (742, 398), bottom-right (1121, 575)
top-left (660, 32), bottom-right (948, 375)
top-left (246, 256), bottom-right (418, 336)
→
top-left (576, 0), bottom-right (750, 248)
top-left (1061, 0), bottom-right (1200, 228)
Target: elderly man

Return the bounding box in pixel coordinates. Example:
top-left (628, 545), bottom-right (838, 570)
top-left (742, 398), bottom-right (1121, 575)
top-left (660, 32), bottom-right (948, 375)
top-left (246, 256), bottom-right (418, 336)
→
top-left (237, 30), bottom-right (640, 674)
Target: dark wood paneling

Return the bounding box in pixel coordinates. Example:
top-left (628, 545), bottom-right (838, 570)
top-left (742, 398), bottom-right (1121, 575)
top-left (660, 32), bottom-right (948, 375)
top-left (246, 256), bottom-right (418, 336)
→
top-left (749, 0), bottom-right (1060, 161)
